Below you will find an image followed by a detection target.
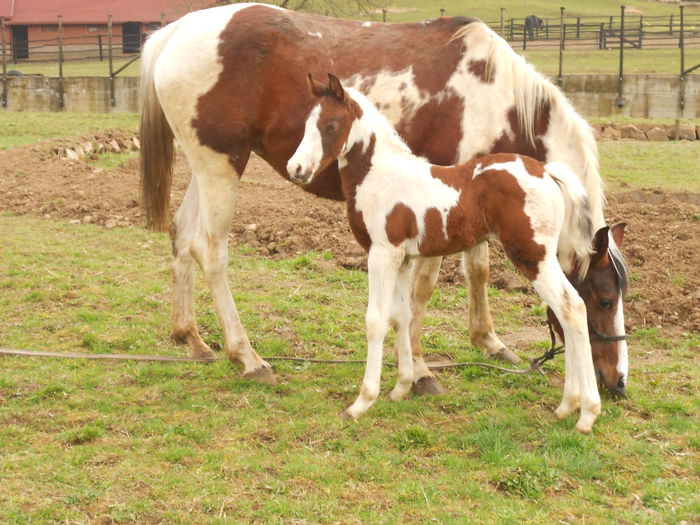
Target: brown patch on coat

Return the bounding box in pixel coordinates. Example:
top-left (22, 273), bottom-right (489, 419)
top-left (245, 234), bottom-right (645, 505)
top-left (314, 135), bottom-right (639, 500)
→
top-left (385, 203), bottom-right (419, 246)
top-left (191, 6), bottom-right (477, 201)
top-left (400, 93), bottom-right (465, 166)
top-left (467, 59), bottom-right (494, 83)
top-left (485, 104), bottom-right (551, 161)
top-left (340, 136), bottom-right (377, 252)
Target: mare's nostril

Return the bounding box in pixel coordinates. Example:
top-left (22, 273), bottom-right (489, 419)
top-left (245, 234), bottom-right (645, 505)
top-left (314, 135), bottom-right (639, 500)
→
top-left (617, 376), bottom-right (625, 390)
top-left (295, 165), bottom-right (302, 177)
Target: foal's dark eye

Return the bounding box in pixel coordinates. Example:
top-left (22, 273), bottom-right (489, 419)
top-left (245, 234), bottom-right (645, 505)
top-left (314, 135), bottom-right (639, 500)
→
top-left (599, 298), bottom-right (613, 309)
top-left (325, 123), bottom-right (338, 133)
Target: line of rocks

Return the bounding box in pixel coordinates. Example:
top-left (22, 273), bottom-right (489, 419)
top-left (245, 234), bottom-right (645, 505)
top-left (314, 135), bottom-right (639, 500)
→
top-left (55, 134), bottom-right (140, 161)
top-left (594, 122), bottom-right (699, 141)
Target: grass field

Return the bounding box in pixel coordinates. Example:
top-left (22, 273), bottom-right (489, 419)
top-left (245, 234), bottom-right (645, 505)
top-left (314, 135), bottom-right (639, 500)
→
top-left (1, 214), bottom-right (698, 524)
top-left (0, 112), bottom-right (699, 522)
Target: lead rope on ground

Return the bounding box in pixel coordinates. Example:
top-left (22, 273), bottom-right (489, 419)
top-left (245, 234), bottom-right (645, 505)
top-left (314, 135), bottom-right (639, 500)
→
top-left (0, 327), bottom-right (564, 375)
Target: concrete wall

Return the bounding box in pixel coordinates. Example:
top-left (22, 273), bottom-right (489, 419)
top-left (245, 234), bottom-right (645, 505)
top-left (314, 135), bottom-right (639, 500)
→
top-left (3, 75), bottom-right (139, 112)
top-left (1, 74), bottom-right (699, 118)
top-left (562, 74), bottom-right (700, 119)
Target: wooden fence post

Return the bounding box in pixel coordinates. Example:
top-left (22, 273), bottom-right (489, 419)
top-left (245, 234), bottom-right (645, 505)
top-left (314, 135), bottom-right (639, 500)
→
top-left (58, 15), bottom-right (64, 109)
top-left (440, 8), bottom-right (445, 17)
top-left (500, 8), bottom-right (505, 37)
top-left (638, 15), bottom-right (643, 49)
top-left (576, 17), bottom-right (580, 39)
top-left (558, 7), bottom-right (565, 86)
top-left (108, 14), bottom-right (115, 107)
top-left (1, 17), bottom-right (7, 108)
top-left (617, 6), bottom-right (625, 107)
top-left (98, 33), bottom-right (103, 61)
top-left (160, 13), bottom-right (166, 27)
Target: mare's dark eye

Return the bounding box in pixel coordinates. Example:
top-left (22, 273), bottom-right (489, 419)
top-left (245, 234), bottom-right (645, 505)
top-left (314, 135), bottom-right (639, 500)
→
top-left (325, 123), bottom-right (338, 133)
top-left (599, 298), bottom-right (613, 309)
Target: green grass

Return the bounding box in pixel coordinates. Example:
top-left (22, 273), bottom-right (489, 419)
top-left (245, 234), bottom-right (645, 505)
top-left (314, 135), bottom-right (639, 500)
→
top-left (381, 0), bottom-right (699, 22)
top-left (9, 57), bottom-right (141, 78)
top-left (0, 112), bottom-right (139, 150)
top-left (524, 48), bottom-right (700, 76)
top-left (0, 213), bottom-right (698, 524)
top-left (599, 140), bottom-right (700, 192)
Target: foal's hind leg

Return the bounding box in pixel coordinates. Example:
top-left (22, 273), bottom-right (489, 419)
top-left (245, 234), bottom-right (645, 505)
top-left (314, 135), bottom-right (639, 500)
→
top-left (463, 242), bottom-right (520, 364)
top-left (171, 178), bottom-right (215, 359)
top-left (408, 256), bottom-right (446, 396)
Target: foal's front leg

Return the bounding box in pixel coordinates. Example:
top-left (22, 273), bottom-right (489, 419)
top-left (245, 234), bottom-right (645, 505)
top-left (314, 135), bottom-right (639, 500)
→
top-left (389, 260), bottom-right (414, 402)
top-left (342, 246), bottom-right (404, 419)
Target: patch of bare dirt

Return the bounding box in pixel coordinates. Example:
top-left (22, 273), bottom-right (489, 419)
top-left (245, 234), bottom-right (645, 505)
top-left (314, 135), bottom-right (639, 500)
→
top-left (1, 132), bottom-right (698, 334)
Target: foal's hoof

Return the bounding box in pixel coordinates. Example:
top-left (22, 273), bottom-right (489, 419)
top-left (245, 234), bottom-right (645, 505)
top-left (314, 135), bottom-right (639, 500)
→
top-left (490, 348), bottom-right (521, 364)
top-left (411, 376), bottom-right (446, 396)
top-left (340, 408), bottom-right (358, 420)
top-left (189, 346), bottom-right (217, 361)
top-left (243, 365), bottom-right (277, 385)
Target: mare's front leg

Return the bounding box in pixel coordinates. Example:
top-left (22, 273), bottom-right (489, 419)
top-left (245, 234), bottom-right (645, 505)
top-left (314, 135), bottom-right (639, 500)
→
top-left (408, 256), bottom-right (446, 395)
top-left (342, 246), bottom-right (404, 419)
top-left (463, 242), bottom-right (520, 363)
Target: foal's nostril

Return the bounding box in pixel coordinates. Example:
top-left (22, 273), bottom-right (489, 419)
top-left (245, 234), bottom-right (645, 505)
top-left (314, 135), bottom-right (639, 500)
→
top-left (615, 376), bottom-right (627, 398)
top-left (294, 165), bottom-right (303, 177)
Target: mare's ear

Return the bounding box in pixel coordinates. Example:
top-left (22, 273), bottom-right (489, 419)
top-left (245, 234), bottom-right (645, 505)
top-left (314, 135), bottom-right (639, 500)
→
top-left (611, 222), bottom-right (626, 248)
top-left (307, 73), bottom-right (326, 97)
top-left (327, 73), bottom-right (345, 102)
top-left (591, 226), bottom-right (610, 266)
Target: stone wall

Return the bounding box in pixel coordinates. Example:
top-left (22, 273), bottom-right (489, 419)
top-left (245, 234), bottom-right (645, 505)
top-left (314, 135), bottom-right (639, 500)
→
top-left (1, 73), bottom-right (699, 118)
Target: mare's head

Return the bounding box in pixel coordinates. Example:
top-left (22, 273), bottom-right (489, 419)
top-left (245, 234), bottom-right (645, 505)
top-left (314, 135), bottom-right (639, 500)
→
top-left (287, 73), bottom-right (360, 185)
top-left (550, 222), bottom-right (630, 396)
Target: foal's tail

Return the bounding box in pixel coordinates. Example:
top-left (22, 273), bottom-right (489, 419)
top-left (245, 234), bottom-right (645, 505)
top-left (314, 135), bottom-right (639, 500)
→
top-left (139, 22), bottom-right (179, 232)
top-left (546, 161), bottom-right (594, 280)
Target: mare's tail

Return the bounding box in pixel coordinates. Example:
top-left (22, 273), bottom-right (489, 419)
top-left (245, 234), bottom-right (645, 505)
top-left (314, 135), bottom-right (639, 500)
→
top-left (139, 22), bottom-right (179, 232)
top-left (546, 161), bottom-right (594, 279)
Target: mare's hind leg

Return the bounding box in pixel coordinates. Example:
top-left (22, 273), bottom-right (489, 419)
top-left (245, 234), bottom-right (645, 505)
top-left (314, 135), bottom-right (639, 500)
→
top-left (171, 177), bottom-right (215, 359)
top-left (180, 148), bottom-right (275, 383)
top-left (408, 256), bottom-right (446, 396)
top-left (463, 242), bottom-right (520, 364)
top-left (529, 257), bottom-right (601, 433)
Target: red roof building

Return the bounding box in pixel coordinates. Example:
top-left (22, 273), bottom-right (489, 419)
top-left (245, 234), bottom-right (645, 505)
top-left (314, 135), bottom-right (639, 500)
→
top-left (1, 0), bottom-right (218, 60)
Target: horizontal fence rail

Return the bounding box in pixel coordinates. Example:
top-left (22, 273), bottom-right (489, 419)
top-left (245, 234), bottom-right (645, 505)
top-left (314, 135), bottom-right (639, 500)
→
top-left (0, 7), bottom-right (698, 112)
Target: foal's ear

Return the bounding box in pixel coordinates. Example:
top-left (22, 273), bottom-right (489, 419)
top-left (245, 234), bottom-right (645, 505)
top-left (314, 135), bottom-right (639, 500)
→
top-left (611, 222), bottom-right (626, 248)
top-left (307, 73), bottom-right (326, 97)
top-left (327, 73), bottom-right (345, 102)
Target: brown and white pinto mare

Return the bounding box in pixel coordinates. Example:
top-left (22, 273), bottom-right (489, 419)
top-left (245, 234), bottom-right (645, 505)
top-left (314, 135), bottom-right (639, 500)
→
top-left (288, 74), bottom-right (602, 431)
top-left (139, 3), bottom-right (629, 393)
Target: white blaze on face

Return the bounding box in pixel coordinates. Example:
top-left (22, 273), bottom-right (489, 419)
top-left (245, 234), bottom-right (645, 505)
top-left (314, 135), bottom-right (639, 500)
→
top-left (287, 105), bottom-right (323, 180)
top-left (615, 292), bottom-right (628, 383)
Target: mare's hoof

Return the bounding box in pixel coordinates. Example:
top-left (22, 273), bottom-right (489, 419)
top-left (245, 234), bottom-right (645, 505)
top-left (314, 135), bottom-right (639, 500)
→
top-left (243, 365), bottom-right (277, 385)
top-left (490, 348), bottom-right (521, 364)
top-left (411, 376), bottom-right (446, 396)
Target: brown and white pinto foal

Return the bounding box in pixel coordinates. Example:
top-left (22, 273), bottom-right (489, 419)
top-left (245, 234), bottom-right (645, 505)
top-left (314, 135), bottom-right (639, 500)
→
top-left (288, 75), bottom-right (602, 432)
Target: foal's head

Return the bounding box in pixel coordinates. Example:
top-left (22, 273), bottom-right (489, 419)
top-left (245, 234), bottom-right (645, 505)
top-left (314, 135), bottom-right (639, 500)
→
top-left (551, 223), bottom-right (629, 396)
top-left (287, 73), bottom-right (361, 185)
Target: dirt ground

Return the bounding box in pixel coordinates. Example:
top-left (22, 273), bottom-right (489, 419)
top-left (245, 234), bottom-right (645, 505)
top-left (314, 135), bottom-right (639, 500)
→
top-left (1, 131), bottom-right (698, 336)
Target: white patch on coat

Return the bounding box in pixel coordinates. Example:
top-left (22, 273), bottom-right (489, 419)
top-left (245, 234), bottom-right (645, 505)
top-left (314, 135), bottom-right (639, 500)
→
top-left (342, 89), bottom-right (461, 253)
top-left (308, 31), bottom-right (322, 38)
top-left (481, 157), bottom-right (562, 249)
top-left (362, 21), bottom-right (372, 28)
top-left (287, 105), bottom-right (322, 178)
top-left (345, 69), bottom-right (429, 128)
top-left (615, 292), bottom-right (628, 383)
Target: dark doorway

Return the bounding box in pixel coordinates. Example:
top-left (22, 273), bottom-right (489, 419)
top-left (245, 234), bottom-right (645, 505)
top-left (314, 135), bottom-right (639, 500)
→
top-left (11, 26), bottom-right (29, 60)
top-left (122, 22), bottom-right (142, 54)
